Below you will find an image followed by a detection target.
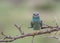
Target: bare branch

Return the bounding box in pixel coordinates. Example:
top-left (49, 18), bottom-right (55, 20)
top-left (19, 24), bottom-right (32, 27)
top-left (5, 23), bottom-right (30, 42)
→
top-left (54, 16), bottom-right (59, 27)
top-left (14, 24), bottom-right (24, 35)
top-left (53, 16), bottom-right (59, 36)
top-left (32, 36), bottom-right (35, 43)
top-left (45, 36), bottom-right (59, 39)
top-left (0, 25), bottom-right (60, 42)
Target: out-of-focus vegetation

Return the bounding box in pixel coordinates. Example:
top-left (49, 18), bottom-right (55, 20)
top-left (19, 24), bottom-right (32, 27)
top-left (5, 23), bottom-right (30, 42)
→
top-left (0, 0), bottom-right (60, 43)
top-left (35, 3), bottom-right (54, 11)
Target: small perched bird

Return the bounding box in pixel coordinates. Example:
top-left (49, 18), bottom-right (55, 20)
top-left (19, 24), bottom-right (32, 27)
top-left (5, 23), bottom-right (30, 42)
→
top-left (30, 12), bottom-right (43, 30)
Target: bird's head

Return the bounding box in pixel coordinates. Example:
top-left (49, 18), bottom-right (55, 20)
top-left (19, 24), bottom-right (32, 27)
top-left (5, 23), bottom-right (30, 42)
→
top-left (33, 12), bottom-right (40, 18)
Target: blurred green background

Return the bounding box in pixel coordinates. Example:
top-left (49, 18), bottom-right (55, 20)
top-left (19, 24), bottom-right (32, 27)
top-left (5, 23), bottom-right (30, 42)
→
top-left (0, 0), bottom-right (60, 43)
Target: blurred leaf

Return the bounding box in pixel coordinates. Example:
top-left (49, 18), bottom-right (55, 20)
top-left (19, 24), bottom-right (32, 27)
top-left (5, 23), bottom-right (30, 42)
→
top-left (35, 3), bottom-right (54, 11)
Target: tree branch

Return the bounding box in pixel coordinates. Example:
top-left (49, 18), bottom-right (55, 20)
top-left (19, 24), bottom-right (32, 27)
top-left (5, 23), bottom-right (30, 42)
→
top-left (14, 24), bottom-right (24, 35)
top-left (0, 24), bottom-right (60, 42)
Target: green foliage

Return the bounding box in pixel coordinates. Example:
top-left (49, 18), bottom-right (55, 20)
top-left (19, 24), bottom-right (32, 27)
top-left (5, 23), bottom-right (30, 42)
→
top-left (35, 3), bottom-right (54, 11)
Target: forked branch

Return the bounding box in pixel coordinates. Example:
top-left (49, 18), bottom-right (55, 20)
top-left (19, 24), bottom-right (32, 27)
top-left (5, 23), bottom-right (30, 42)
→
top-left (0, 24), bottom-right (60, 42)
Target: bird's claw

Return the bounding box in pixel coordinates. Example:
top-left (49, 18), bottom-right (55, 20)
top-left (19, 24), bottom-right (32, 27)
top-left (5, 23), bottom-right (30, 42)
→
top-left (32, 32), bottom-right (35, 36)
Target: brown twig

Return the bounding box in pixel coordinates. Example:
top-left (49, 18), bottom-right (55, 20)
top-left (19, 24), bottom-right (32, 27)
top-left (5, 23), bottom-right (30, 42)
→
top-left (0, 24), bottom-right (60, 42)
top-left (46, 36), bottom-right (60, 40)
top-left (14, 24), bottom-right (24, 35)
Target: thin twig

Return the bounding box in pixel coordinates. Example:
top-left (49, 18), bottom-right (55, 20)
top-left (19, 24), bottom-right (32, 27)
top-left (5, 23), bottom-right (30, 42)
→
top-left (0, 25), bottom-right (60, 42)
top-left (32, 36), bottom-right (35, 43)
top-left (0, 24), bottom-right (60, 42)
top-left (14, 24), bottom-right (24, 35)
top-left (53, 16), bottom-right (59, 36)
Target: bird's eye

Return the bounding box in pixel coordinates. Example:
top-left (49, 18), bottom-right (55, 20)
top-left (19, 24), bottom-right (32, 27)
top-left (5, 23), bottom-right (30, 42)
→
top-left (33, 14), bottom-right (35, 15)
top-left (37, 14), bottom-right (39, 15)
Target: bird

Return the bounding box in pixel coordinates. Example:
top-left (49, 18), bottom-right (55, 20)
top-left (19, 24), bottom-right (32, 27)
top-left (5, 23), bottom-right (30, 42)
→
top-left (29, 12), bottom-right (43, 35)
top-left (30, 12), bottom-right (43, 30)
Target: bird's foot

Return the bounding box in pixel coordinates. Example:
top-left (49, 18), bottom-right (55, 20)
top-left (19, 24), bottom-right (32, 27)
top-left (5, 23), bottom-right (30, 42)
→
top-left (32, 32), bottom-right (35, 36)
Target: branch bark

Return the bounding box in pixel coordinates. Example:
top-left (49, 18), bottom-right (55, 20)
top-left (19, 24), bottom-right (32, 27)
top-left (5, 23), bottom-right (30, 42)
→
top-left (0, 24), bottom-right (60, 42)
top-left (14, 24), bottom-right (24, 35)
